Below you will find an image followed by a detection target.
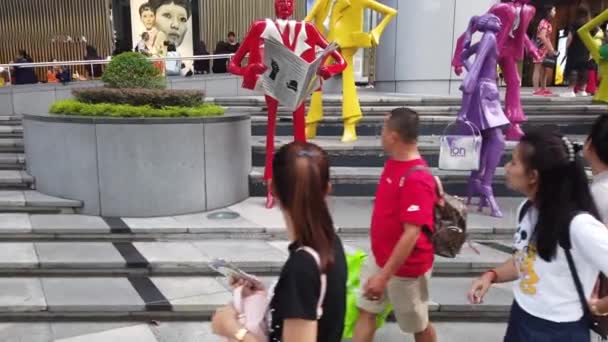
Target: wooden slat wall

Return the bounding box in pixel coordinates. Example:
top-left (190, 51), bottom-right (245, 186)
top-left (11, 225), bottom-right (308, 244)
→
top-left (199, 0), bottom-right (306, 52)
top-left (0, 0), bottom-right (112, 80)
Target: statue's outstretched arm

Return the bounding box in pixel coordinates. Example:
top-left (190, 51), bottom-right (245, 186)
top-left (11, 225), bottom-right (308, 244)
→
top-left (578, 10), bottom-right (608, 63)
top-left (366, 0), bottom-right (397, 46)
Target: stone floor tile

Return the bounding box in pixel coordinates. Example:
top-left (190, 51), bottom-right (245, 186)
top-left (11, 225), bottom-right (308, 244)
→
top-left (329, 197), bottom-right (374, 230)
top-left (173, 210), bottom-right (264, 233)
top-left (0, 213), bottom-right (31, 233)
top-left (51, 322), bottom-right (141, 340)
top-left (133, 242), bottom-right (208, 268)
top-left (35, 243), bottom-right (125, 268)
top-left (434, 242), bottom-right (511, 270)
top-left (372, 322), bottom-right (508, 342)
top-left (42, 278), bottom-right (144, 312)
top-left (54, 324), bottom-right (158, 342)
top-left (0, 322), bottom-right (52, 342)
top-left (30, 215), bottom-right (110, 233)
top-left (430, 277), bottom-right (513, 312)
top-left (151, 277), bottom-right (231, 311)
top-left (0, 278), bottom-right (46, 312)
top-left (150, 321), bottom-right (219, 342)
top-left (228, 198), bottom-right (285, 229)
top-left (0, 190), bottom-right (25, 206)
top-left (192, 240), bottom-right (287, 268)
top-left (122, 217), bottom-right (187, 233)
top-left (0, 243), bottom-right (38, 268)
top-left (24, 191), bottom-right (81, 207)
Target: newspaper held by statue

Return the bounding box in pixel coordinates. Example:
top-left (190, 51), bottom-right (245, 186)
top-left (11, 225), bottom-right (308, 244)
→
top-left (262, 37), bottom-right (339, 111)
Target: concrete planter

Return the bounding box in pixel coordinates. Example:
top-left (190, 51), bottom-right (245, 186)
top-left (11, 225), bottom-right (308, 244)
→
top-left (23, 112), bottom-right (251, 217)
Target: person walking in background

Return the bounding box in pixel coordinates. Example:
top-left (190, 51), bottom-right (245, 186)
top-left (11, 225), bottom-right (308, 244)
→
top-left (13, 50), bottom-right (37, 85)
top-left (212, 142), bottom-right (347, 342)
top-left (84, 45), bottom-right (103, 79)
top-left (563, 6), bottom-right (592, 97)
top-left (353, 108), bottom-right (437, 342)
top-left (193, 40), bottom-right (210, 74)
top-left (226, 31), bottom-right (240, 54)
top-left (468, 129), bottom-right (608, 341)
top-left (584, 114), bottom-right (608, 224)
top-left (165, 43), bottom-right (182, 76)
top-left (212, 32), bottom-right (239, 74)
top-left (533, 5), bottom-right (557, 96)
top-left (582, 18), bottom-right (603, 96)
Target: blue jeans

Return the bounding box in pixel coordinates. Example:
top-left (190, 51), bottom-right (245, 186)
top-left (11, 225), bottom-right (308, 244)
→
top-left (504, 301), bottom-right (590, 342)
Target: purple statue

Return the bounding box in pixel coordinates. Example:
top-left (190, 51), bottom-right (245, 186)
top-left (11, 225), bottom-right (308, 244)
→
top-left (459, 14), bottom-right (510, 218)
top-left (453, 0), bottom-right (540, 141)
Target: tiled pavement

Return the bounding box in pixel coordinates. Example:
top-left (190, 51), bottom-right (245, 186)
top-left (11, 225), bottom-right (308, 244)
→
top-left (0, 275), bottom-right (514, 319)
top-left (0, 321), bottom-right (510, 342)
top-left (0, 197), bottom-right (525, 239)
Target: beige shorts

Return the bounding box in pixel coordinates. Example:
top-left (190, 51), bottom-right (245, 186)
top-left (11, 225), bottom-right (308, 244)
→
top-left (357, 255), bottom-right (432, 333)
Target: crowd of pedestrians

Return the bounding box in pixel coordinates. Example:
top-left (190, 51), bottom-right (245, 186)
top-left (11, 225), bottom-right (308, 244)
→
top-left (210, 109), bottom-right (608, 341)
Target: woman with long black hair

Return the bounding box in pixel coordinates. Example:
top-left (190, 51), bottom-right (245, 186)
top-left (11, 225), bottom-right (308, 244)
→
top-left (584, 114), bottom-right (608, 224)
top-left (468, 129), bottom-right (608, 341)
top-left (212, 142), bottom-right (347, 342)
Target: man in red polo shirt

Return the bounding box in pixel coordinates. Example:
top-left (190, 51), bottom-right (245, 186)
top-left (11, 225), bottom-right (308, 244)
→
top-left (353, 108), bottom-right (437, 342)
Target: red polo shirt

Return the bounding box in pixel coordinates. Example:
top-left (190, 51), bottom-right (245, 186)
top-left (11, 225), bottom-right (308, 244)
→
top-left (370, 158), bottom-right (436, 278)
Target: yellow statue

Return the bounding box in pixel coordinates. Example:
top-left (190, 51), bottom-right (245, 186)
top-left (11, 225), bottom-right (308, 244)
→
top-left (578, 10), bottom-right (608, 103)
top-left (305, 0), bottom-right (397, 142)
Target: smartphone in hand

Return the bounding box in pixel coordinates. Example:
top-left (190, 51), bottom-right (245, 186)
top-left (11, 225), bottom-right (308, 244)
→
top-left (209, 258), bottom-right (263, 288)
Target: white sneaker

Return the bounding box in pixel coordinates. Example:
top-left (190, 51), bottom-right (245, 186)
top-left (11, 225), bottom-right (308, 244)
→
top-left (577, 91), bottom-right (589, 97)
top-left (560, 91), bottom-right (576, 98)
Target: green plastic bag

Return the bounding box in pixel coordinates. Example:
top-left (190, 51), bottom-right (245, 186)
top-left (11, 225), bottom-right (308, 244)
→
top-left (342, 250), bottom-right (392, 339)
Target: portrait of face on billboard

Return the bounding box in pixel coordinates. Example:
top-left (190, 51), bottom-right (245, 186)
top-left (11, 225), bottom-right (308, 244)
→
top-left (130, 0), bottom-right (193, 66)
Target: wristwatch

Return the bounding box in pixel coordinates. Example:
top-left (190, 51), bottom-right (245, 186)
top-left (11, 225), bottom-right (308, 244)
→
top-left (234, 328), bottom-right (249, 341)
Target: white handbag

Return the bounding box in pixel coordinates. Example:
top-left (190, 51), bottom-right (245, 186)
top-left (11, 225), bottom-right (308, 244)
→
top-left (439, 121), bottom-right (482, 171)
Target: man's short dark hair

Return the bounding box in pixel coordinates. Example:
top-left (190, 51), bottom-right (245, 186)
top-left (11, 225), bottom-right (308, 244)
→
top-left (139, 3), bottom-right (153, 16)
top-left (228, 31), bottom-right (236, 37)
top-left (386, 107), bottom-right (419, 143)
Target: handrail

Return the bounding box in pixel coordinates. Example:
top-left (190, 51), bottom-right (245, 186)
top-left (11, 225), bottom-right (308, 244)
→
top-left (0, 53), bottom-right (236, 69)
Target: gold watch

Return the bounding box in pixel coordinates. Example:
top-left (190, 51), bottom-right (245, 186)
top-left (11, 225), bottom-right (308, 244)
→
top-left (234, 328), bottom-right (248, 341)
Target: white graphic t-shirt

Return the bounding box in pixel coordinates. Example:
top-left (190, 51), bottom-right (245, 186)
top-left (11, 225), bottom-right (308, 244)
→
top-left (513, 203), bottom-right (608, 322)
top-left (592, 171), bottom-right (608, 225)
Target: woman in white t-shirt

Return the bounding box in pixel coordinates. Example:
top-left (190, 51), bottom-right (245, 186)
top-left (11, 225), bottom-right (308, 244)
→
top-left (584, 114), bottom-right (608, 224)
top-left (468, 129), bottom-right (608, 341)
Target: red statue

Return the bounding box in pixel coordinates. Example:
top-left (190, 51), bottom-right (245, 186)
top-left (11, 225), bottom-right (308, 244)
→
top-left (228, 0), bottom-right (346, 208)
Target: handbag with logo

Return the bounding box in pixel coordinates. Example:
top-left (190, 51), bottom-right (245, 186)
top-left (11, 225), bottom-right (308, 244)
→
top-left (439, 121), bottom-right (482, 171)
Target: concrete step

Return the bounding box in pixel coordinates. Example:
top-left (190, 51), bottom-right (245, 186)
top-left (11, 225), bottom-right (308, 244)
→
top-left (252, 135), bottom-right (585, 168)
top-left (0, 275), bottom-right (513, 320)
top-left (251, 166), bottom-right (520, 197)
top-left (251, 114), bottom-right (596, 137)
top-left (0, 125), bottom-right (23, 138)
top-left (0, 138), bottom-right (24, 153)
top-left (0, 239), bottom-right (510, 277)
top-left (214, 93), bottom-right (600, 107)
top-left (0, 116), bottom-right (23, 126)
top-left (0, 321), bottom-right (510, 342)
top-left (0, 170), bottom-right (32, 189)
top-left (0, 153), bottom-right (25, 170)
top-left (0, 190), bottom-right (81, 213)
top-left (244, 104), bottom-right (608, 117)
top-left (0, 197), bottom-right (523, 241)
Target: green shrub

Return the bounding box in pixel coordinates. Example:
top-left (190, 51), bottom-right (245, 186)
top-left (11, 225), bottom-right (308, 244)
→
top-left (49, 99), bottom-right (224, 118)
top-left (73, 88), bottom-right (205, 108)
top-left (101, 52), bottom-right (165, 89)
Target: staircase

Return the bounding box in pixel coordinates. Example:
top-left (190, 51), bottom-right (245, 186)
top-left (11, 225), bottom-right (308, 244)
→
top-left (0, 94), bottom-right (602, 341)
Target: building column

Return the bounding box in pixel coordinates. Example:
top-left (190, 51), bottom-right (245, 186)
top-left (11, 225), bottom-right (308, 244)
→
top-left (374, 0), bottom-right (499, 95)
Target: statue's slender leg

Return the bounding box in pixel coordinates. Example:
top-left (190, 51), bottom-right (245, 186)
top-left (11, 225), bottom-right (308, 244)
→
top-left (479, 127), bottom-right (505, 218)
top-left (341, 48), bottom-right (362, 143)
top-left (264, 95), bottom-right (279, 209)
top-left (293, 104), bottom-right (306, 143)
top-left (500, 56), bottom-right (525, 141)
top-left (305, 91), bottom-right (324, 139)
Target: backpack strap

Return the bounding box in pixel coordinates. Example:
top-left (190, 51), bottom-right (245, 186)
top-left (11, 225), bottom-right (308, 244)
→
top-left (297, 246), bottom-right (327, 320)
top-left (518, 200), bottom-right (533, 223)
